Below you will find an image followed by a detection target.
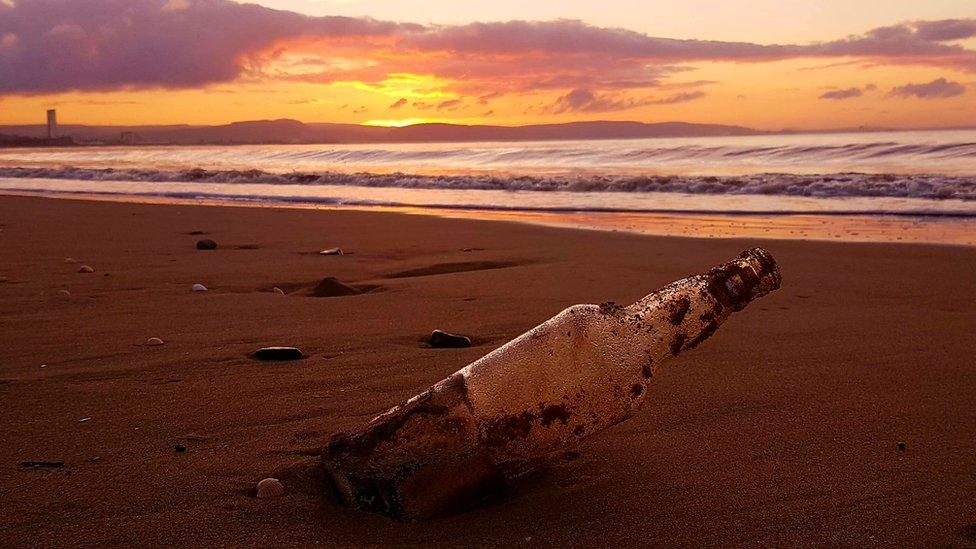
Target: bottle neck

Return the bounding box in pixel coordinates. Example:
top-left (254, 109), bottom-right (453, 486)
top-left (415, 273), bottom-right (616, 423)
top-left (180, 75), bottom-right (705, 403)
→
top-left (704, 247), bottom-right (781, 313)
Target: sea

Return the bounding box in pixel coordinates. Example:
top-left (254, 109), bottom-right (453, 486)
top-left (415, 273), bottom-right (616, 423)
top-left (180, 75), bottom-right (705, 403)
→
top-left (1, 129), bottom-right (974, 245)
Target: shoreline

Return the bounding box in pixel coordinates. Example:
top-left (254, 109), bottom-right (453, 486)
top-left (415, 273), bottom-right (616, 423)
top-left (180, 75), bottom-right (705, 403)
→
top-left (1, 194), bottom-right (975, 547)
top-left (3, 189), bottom-right (975, 247)
top-left (3, 124), bottom-right (976, 148)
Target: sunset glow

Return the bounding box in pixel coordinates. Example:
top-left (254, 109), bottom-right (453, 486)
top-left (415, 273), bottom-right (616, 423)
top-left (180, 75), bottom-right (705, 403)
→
top-left (0, 0), bottom-right (973, 130)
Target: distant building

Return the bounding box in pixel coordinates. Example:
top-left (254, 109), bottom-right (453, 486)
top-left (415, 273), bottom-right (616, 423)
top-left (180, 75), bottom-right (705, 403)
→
top-left (46, 109), bottom-right (57, 139)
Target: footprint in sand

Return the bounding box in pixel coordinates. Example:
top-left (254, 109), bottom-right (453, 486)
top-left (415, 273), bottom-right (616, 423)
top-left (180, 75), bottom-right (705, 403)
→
top-left (261, 278), bottom-right (381, 297)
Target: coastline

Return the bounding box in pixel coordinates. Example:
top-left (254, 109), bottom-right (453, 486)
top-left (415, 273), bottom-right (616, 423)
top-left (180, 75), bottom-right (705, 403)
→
top-left (2, 189), bottom-right (975, 247)
top-left (1, 195), bottom-right (974, 547)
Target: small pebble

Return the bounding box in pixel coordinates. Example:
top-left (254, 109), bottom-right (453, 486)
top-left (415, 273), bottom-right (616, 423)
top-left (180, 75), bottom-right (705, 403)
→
top-left (58, 289), bottom-right (71, 297)
top-left (256, 478), bottom-right (285, 499)
top-left (146, 337), bottom-right (165, 346)
top-left (273, 287), bottom-right (285, 295)
top-left (318, 247), bottom-right (343, 256)
top-left (79, 417), bottom-right (92, 424)
top-left (192, 283), bottom-right (208, 292)
top-left (196, 239), bottom-right (218, 250)
top-left (64, 258), bottom-right (77, 264)
top-left (174, 444), bottom-right (187, 453)
top-left (40, 364), bottom-right (46, 368)
top-left (78, 265), bottom-right (95, 273)
top-left (253, 347), bottom-right (305, 361)
top-left (897, 441), bottom-right (906, 451)
top-left (429, 330), bottom-right (472, 349)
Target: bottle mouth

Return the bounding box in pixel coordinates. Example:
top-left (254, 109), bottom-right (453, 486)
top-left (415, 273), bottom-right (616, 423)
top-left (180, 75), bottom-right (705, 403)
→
top-left (707, 247), bottom-right (781, 311)
top-left (742, 247), bottom-right (782, 294)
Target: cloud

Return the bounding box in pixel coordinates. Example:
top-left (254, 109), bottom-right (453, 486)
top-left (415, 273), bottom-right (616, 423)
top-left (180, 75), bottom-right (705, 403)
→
top-left (819, 88), bottom-right (863, 100)
top-left (549, 89), bottom-right (637, 113)
top-left (400, 19), bottom-right (975, 61)
top-left (436, 98), bottom-right (462, 111)
top-left (389, 97), bottom-right (407, 109)
top-left (0, 0), bottom-right (415, 94)
top-left (0, 1), bottom-right (973, 99)
top-left (913, 19), bottom-right (976, 42)
top-left (889, 77), bottom-right (967, 99)
top-left (548, 88), bottom-right (704, 113)
top-left (648, 91), bottom-right (706, 104)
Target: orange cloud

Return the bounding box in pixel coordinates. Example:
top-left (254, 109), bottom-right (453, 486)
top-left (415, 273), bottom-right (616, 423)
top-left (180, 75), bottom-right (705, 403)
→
top-left (3, 0), bottom-right (975, 99)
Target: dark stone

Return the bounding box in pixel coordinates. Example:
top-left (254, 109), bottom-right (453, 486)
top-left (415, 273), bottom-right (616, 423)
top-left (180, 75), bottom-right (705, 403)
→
top-left (897, 441), bottom-right (906, 451)
top-left (253, 347), bottom-right (305, 361)
top-left (175, 444), bottom-right (187, 453)
top-left (21, 461), bottom-right (64, 469)
top-left (196, 239), bottom-right (218, 250)
top-left (429, 330), bottom-right (471, 349)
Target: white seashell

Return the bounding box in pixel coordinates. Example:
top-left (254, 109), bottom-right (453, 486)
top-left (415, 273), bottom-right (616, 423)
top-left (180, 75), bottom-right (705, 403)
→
top-left (319, 248), bottom-right (343, 256)
top-left (273, 287), bottom-right (285, 295)
top-left (191, 283), bottom-right (208, 292)
top-left (146, 337), bottom-right (165, 346)
top-left (255, 478), bottom-right (284, 499)
top-left (78, 265), bottom-right (95, 273)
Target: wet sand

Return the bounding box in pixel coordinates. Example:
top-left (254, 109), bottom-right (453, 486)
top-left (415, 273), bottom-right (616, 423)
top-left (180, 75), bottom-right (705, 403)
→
top-left (0, 195), bottom-right (974, 547)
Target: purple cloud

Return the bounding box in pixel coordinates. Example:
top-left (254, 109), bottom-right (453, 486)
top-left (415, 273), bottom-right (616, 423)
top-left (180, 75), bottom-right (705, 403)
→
top-left (402, 19), bottom-right (975, 61)
top-left (0, 1), bottom-right (973, 97)
top-left (914, 19), bottom-right (976, 42)
top-left (648, 91), bottom-right (706, 104)
top-left (889, 77), bottom-right (967, 99)
top-left (550, 89), bottom-right (634, 113)
top-left (0, 0), bottom-right (414, 94)
top-left (819, 88), bottom-right (863, 100)
top-left (389, 98), bottom-right (407, 109)
top-left (548, 88), bottom-right (704, 113)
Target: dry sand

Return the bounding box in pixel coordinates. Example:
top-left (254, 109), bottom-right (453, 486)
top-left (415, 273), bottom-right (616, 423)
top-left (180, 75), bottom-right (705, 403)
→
top-left (0, 195), bottom-right (974, 547)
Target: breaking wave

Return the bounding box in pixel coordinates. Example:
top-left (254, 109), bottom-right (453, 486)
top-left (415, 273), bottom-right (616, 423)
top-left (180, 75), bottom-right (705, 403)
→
top-left (0, 166), bottom-right (974, 201)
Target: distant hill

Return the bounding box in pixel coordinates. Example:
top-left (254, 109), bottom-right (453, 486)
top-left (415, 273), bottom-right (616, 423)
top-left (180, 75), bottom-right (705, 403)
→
top-left (0, 119), bottom-right (763, 145)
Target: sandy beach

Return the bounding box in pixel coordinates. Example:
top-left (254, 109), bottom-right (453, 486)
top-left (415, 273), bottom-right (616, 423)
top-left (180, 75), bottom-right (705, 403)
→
top-left (1, 194), bottom-right (974, 547)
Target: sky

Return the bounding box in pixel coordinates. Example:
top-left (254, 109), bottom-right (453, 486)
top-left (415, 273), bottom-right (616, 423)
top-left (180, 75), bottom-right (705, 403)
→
top-left (0, 0), bottom-right (973, 130)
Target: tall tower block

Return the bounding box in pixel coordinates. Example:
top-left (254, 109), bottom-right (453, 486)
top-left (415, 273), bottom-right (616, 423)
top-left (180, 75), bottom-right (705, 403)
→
top-left (46, 109), bottom-right (57, 139)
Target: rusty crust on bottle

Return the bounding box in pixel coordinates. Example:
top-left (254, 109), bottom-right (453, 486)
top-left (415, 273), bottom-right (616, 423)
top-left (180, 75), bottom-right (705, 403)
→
top-left (323, 248), bottom-right (781, 520)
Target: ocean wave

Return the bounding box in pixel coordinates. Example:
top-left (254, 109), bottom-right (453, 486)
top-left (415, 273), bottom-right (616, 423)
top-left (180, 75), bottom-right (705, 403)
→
top-left (0, 166), bottom-right (974, 200)
top-left (5, 187), bottom-right (974, 218)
